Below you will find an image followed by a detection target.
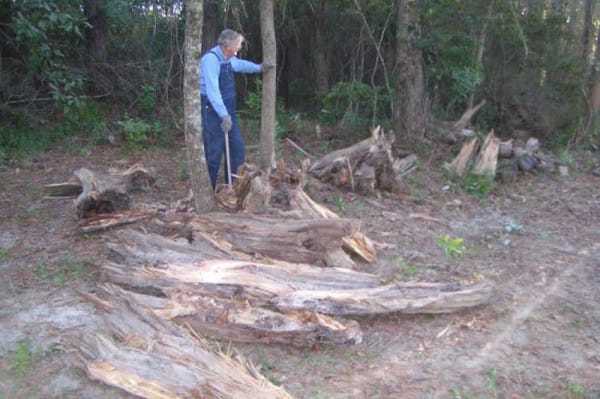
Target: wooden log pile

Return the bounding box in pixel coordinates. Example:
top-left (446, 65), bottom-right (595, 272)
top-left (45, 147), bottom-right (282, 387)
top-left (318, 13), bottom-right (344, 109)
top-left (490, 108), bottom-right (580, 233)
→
top-left (102, 228), bottom-right (493, 348)
top-left (445, 130), bottom-right (559, 180)
top-left (307, 126), bottom-right (417, 195)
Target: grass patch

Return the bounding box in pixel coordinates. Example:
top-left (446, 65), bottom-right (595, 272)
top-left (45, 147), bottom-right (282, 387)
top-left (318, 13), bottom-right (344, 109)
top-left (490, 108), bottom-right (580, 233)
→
top-left (395, 257), bottom-right (418, 278)
top-left (33, 257), bottom-right (90, 286)
top-left (0, 248), bottom-right (9, 261)
top-left (566, 382), bottom-right (586, 399)
top-left (10, 341), bottom-right (33, 378)
top-left (437, 235), bottom-right (466, 258)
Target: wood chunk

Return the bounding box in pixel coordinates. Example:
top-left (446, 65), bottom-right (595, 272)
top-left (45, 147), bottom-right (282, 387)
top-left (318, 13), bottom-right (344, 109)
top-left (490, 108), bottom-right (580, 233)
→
top-left (273, 281), bottom-right (494, 316)
top-left (473, 130), bottom-right (500, 177)
top-left (446, 138), bottom-right (480, 177)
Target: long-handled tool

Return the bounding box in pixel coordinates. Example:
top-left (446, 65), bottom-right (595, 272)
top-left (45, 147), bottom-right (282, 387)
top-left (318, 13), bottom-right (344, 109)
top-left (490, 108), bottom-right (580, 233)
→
top-left (224, 129), bottom-right (233, 186)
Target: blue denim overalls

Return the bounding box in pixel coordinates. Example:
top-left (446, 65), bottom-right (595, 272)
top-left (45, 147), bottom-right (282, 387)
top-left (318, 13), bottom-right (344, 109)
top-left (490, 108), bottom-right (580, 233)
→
top-left (201, 51), bottom-right (245, 190)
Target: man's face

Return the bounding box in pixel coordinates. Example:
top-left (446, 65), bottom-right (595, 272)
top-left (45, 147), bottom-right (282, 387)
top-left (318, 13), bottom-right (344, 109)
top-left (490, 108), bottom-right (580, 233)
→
top-left (223, 37), bottom-right (243, 60)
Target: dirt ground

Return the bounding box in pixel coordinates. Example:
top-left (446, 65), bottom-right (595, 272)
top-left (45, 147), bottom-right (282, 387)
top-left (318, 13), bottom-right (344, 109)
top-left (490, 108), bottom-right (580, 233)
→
top-left (1, 132), bottom-right (599, 399)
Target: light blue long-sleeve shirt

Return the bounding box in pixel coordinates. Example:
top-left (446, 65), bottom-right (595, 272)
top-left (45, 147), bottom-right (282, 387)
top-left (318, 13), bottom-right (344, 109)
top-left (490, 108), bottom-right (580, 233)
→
top-left (200, 45), bottom-right (262, 119)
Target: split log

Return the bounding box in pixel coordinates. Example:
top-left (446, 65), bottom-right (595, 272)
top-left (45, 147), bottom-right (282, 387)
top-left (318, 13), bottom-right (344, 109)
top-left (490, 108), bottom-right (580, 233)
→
top-left (273, 281), bottom-right (494, 316)
top-left (105, 229), bottom-right (492, 317)
top-left (446, 138), bottom-right (480, 177)
top-left (308, 126), bottom-right (416, 194)
top-left (43, 178), bottom-right (83, 198)
top-left (183, 213), bottom-right (359, 267)
top-left (498, 139), bottom-right (513, 158)
top-left (115, 284), bottom-right (362, 346)
top-left (473, 130), bottom-right (500, 177)
top-left (72, 285), bottom-right (293, 399)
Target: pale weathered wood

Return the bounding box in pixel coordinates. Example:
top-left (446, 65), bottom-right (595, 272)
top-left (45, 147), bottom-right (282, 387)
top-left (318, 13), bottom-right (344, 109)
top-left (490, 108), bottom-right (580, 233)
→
top-left (115, 285), bottom-right (363, 347)
top-left (74, 168), bottom-right (131, 218)
top-left (184, 212), bottom-right (359, 267)
top-left (473, 130), bottom-right (500, 176)
top-left (79, 210), bottom-right (154, 233)
top-left (44, 180), bottom-right (83, 198)
top-left (273, 281), bottom-right (494, 316)
top-left (446, 138), bottom-right (480, 177)
top-left (72, 285), bottom-right (293, 399)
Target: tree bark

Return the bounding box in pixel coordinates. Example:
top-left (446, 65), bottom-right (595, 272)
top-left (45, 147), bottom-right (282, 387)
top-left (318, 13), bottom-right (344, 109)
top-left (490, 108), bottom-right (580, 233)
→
top-left (473, 130), bottom-right (500, 177)
top-left (259, 0), bottom-right (277, 170)
top-left (83, 0), bottom-right (108, 63)
top-left (393, 0), bottom-right (429, 144)
top-left (183, 0), bottom-right (212, 213)
top-left (312, 0), bottom-right (330, 96)
top-left (202, 0), bottom-right (219, 54)
top-left (581, 0), bottom-right (594, 71)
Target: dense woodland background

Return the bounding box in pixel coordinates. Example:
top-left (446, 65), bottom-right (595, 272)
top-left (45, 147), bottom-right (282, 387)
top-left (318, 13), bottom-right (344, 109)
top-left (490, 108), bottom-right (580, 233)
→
top-left (1, 0), bottom-right (599, 163)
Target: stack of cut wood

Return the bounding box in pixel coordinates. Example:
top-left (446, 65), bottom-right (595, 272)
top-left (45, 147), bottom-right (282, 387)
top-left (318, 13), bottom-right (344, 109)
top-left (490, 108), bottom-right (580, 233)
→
top-left (445, 131), bottom-right (558, 180)
top-left (307, 126), bottom-right (417, 195)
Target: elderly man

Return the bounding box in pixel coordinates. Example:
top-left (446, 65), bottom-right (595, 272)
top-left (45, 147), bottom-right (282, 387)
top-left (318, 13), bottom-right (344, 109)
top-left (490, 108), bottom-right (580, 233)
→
top-left (200, 29), bottom-right (264, 190)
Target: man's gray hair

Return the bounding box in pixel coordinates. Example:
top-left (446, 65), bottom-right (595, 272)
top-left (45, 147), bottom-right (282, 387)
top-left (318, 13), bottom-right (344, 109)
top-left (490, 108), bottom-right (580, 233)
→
top-left (218, 29), bottom-right (243, 48)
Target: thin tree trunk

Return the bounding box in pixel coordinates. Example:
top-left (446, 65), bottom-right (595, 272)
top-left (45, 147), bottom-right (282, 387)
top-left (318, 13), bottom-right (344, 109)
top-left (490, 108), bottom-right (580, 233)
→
top-left (202, 0), bottom-right (219, 54)
top-left (393, 0), bottom-right (429, 145)
top-left (468, 1), bottom-right (493, 109)
top-left (183, 0), bottom-right (212, 212)
top-left (259, 0), bottom-right (277, 170)
top-left (84, 0), bottom-right (108, 62)
top-left (312, 0), bottom-right (329, 96)
top-left (582, 0), bottom-right (594, 71)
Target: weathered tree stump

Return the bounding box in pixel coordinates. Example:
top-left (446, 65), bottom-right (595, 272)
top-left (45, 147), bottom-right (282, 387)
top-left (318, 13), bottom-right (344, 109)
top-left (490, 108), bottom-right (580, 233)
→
top-left (446, 138), bottom-right (480, 177)
top-left (473, 130), bottom-right (500, 176)
top-left (45, 165), bottom-right (155, 218)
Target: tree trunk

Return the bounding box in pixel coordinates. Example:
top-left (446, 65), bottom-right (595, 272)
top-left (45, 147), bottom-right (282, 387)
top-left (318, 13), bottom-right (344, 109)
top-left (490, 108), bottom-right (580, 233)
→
top-left (581, 0), bottom-right (594, 71)
top-left (202, 0), bottom-right (219, 54)
top-left (183, 0), bottom-right (212, 213)
top-left (393, 0), bottom-right (429, 145)
top-left (84, 0), bottom-right (108, 63)
top-left (312, 0), bottom-right (330, 96)
top-left (259, 0), bottom-right (277, 170)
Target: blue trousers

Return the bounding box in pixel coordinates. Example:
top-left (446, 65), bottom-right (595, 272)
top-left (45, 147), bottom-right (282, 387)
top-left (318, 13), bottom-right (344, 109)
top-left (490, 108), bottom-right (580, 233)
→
top-left (201, 96), bottom-right (245, 190)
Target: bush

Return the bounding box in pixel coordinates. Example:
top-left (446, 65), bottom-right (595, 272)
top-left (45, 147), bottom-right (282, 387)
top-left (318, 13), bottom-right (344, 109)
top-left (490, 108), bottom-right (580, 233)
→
top-left (320, 81), bottom-right (390, 127)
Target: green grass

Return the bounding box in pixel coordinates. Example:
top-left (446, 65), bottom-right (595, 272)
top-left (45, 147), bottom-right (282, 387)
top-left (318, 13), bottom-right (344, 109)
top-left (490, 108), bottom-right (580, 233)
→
top-left (10, 341), bottom-right (33, 377)
top-left (437, 235), bottom-right (466, 258)
top-left (0, 248), bottom-right (9, 261)
top-left (34, 257), bottom-right (90, 286)
top-left (395, 257), bottom-right (418, 278)
top-left (566, 382), bottom-right (586, 399)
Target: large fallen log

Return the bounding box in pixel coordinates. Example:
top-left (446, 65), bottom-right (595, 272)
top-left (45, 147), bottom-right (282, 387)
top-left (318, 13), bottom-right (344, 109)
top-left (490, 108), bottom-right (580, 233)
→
top-left (72, 285), bottom-right (293, 399)
top-left (182, 212), bottom-right (359, 267)
top-left (116, 284), bottom-right (362, 346)
top-left (273, 281), bottom-right (494, 316)
top-left (105, 229), bottom-right (493, 317)
top-left (308, 126), bottom-right (416, 194)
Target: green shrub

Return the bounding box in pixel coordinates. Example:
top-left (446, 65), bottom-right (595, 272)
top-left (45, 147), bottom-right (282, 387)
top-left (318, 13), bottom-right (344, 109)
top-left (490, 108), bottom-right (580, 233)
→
top-left (462, 172), bottom-right (494, 199)
top-left (118, 116), bottom-right (163, 149)
top-left (320, 81), bottom-right (390, 127)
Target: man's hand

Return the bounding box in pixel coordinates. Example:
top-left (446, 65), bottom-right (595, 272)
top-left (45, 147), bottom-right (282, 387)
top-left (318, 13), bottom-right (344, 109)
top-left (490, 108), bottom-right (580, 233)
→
top-left (261, 63), bottom-right (275, 72)
top-left (221, 115), bottom-right (232, 134)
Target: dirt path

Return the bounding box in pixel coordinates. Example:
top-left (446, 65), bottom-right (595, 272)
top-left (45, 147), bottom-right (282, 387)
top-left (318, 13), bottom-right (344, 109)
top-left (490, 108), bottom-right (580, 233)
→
top-left (0, 144), bottom-right (599, 398)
